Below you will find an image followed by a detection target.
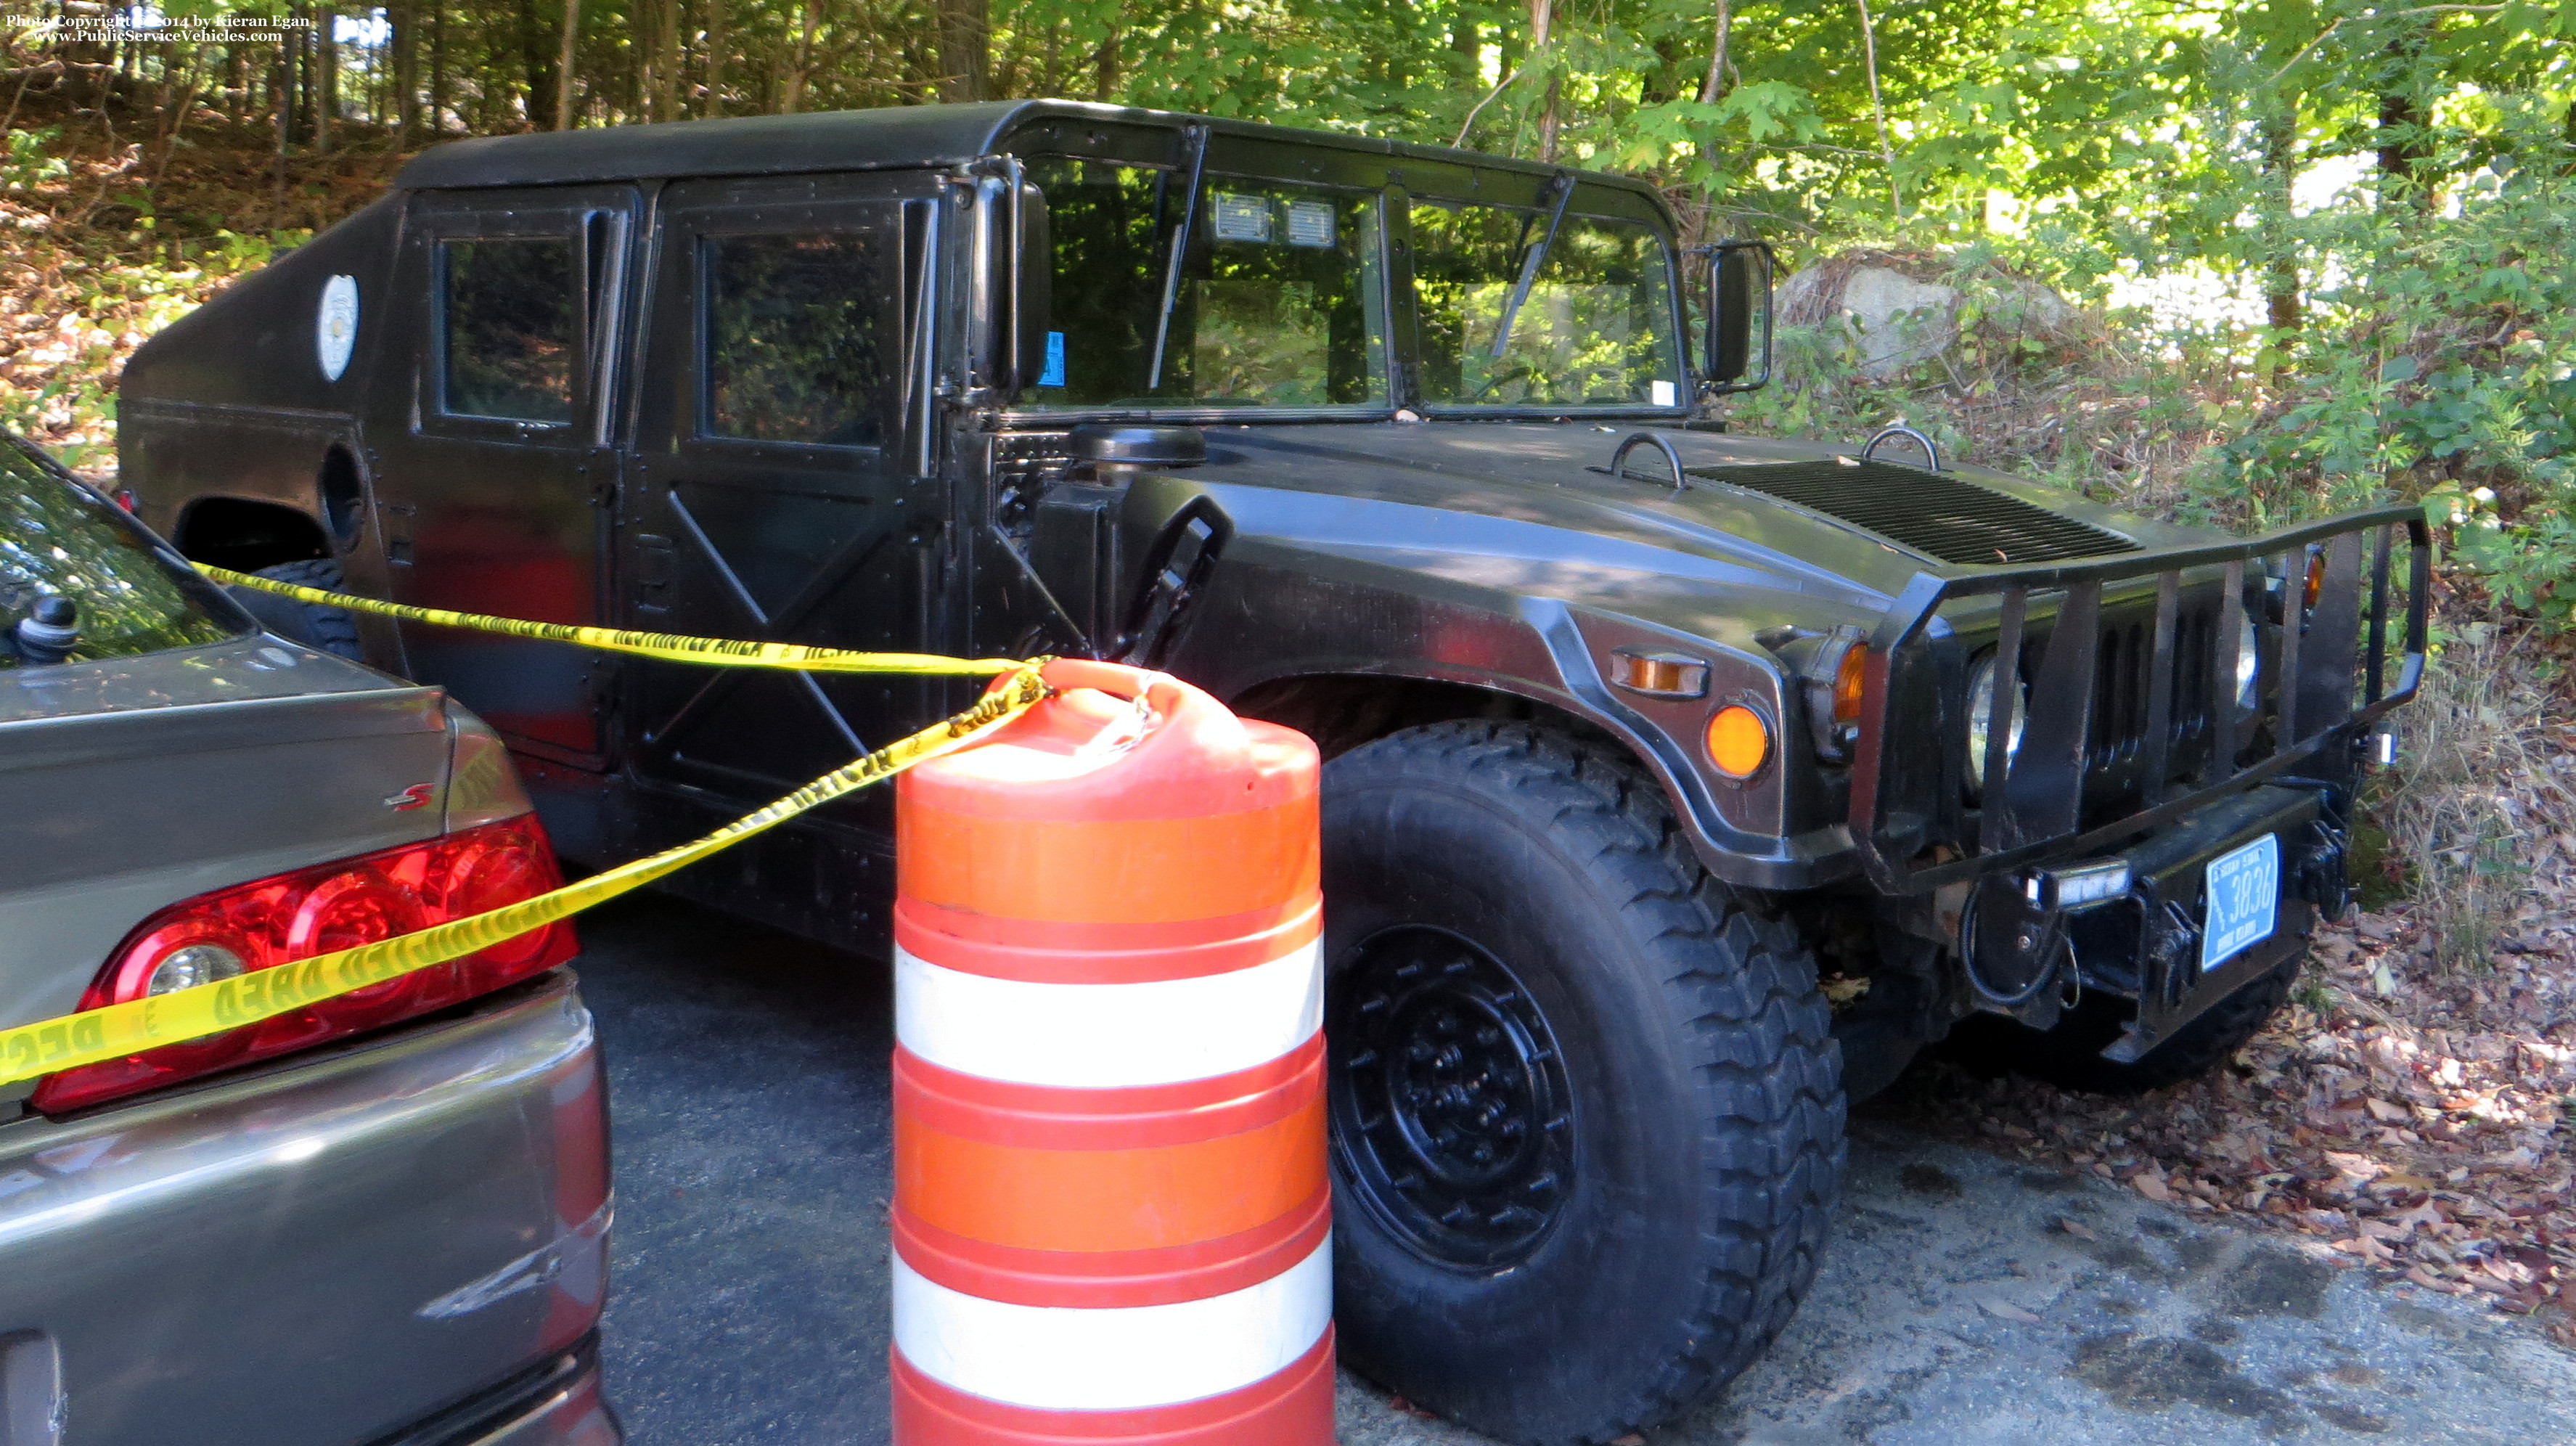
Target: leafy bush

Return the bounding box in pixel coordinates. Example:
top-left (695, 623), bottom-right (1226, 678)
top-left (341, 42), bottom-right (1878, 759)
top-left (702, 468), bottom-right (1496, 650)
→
top-left (1733, 164), bottom-right (2576, 637)
top-left (2223, 170), bottom-right (2576, 621)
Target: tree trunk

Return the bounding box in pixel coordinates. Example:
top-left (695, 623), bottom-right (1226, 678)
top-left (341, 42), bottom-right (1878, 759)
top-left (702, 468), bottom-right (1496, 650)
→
top-left (314, 6), bottom-right (335, 152)
top-left (1696, 0), bottom-right (1733, 206)
top-left (938, 0), bottom-right (989, 102)
top-left (1449, 15), bottom-right (1478, 86)
top-left (2259, 100), bottom-right (2302, 335)
top-left (1532, 0), bottom-right (1559, 162)
top-left (152, 32), bottom-right (179, 135)
top-left (429, 1), bottom-right (448, 132)
top-left (782, 0), bottom-right (819, 113)
top-left (1699, 0), bottom-right (1731, 104)
top-left (2374, 35), bottom-right (2433, 210)
top-left (272, 40), bottom-right (290, 205)
top-left (631, 0), bottom-right (655, 120)
top-left (653, 0), bottom-right (680, 121)
top-left (152, 46), bottom-right (208, 184)
top-left (1092, 17), bottom-right (1119, 102)
top-left (703, 0), bottom-right (728, 116)
top-left (555, 0), bottom-right (582, 128)
top-left (1853, 0), bottom-right (1897, 219)
top-left (391, 0), bottom-right (416, 142)
top-left (518, 0), bottom-right (552, 130)
top-left (287, 8), bottom-right (307, 145)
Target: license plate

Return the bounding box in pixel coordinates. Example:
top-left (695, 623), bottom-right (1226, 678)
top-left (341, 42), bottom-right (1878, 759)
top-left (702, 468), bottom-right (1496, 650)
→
top-left (2201, 833), bottom-right (2281, 971)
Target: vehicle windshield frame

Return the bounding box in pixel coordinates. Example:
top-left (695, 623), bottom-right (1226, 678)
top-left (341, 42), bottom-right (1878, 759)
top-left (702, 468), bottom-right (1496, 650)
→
top-left (991, 139), bottom-right (1693, 429)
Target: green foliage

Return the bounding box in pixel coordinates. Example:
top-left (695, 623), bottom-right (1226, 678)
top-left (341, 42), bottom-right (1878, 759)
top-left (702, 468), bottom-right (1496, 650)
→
top-left (4, 0), bottom-right (2574, 632)
top-left (1, 126), bottom-right (70, 194)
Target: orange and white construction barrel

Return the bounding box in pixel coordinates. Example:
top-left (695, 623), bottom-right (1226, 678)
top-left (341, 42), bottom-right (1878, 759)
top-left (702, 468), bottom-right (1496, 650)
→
top-left (888, 659), bottom-right (1333, 1446)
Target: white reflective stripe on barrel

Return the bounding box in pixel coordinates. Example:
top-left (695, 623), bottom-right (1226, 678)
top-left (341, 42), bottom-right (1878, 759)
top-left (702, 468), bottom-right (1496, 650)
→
top-left (893, 1235), bottom-right (1332, 1411)
top-left (894, 939), bottom-right (1322, 1090)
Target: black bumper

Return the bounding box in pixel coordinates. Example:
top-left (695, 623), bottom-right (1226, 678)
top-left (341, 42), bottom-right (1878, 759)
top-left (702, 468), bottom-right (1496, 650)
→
top-left (2059, 784), bottom-right (2342, 1062)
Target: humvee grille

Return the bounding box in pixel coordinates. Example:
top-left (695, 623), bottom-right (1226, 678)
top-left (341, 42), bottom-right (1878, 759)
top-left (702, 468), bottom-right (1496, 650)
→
top-left (1686, 460), bottom-right (2141, 566)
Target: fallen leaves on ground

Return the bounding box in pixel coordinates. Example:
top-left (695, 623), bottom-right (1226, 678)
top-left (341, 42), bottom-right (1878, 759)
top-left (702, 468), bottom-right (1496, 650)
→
top-left (1884, 896), bottom-right (2576, 1345)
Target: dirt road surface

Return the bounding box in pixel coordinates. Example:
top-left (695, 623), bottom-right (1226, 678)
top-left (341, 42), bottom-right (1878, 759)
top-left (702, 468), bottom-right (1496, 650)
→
top-left (580, 894), bottom-right (2576, 1446)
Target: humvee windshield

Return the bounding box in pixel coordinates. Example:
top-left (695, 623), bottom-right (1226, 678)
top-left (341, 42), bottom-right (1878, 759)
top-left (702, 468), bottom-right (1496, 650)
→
top-left (1024, 157), bottom-right (1682, 414)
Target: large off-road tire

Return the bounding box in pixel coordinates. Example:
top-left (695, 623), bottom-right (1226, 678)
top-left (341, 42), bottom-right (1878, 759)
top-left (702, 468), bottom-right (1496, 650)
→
top-left (231, 558), bottom-right (364, 661)
top-left (1945, 952), bottom-right (2303, 1095)
top-left (1320, 721), bottom-right (1845, 1445)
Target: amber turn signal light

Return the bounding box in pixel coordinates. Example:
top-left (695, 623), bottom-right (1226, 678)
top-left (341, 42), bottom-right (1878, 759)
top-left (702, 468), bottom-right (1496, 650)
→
top-left (2304, 550), bottom-right (2327, 610)
top-left (1706, 705), bottom-right (1770, 778)
top-left (1611, 649), bottom-right (1710, 698)
top-left (1831, 642), bottom-right (1868, 723)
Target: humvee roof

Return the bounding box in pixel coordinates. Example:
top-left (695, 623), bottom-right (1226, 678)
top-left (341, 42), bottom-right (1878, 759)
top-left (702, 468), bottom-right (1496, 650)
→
top-left (393, 98), bottom-right (1654, 197)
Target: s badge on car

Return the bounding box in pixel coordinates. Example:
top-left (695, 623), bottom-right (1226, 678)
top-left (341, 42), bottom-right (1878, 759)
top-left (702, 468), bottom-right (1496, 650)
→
top-left (385, 783), bottom-right (436, 811)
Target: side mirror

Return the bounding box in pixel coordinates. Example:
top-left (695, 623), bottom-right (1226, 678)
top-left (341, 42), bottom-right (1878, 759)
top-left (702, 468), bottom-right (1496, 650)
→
top-left (1012, 182), bottom-right (1052, 393)
top-left (1704, 240), bottom-right (1775, 394)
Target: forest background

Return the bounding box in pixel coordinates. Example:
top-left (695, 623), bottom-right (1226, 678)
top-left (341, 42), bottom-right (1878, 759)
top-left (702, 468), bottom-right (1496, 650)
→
top-left (11, 0), bottom-right (2576, 1321)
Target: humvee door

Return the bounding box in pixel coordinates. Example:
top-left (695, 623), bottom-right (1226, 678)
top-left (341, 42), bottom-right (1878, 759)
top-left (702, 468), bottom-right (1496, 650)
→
top-left (369, 184), bottom-right (638, 763)
top-left (623, 170), bottom-right (944, 838)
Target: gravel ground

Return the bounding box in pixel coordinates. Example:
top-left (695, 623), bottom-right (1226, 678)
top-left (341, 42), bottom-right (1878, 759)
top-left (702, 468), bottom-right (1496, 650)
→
top-left (576, 891), bottom-right (2576, 1446)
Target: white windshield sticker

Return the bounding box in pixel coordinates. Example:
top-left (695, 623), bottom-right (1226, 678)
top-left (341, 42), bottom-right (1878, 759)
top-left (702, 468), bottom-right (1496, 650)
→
top-left (1285, 202), bottom-right (1336, 248)
top-left (1211, 193), bottom-right (1275, 243)
top-left (316, 274), bottom-right (359, 382)
top-left (1651, 379), bottom-right (1677, 407)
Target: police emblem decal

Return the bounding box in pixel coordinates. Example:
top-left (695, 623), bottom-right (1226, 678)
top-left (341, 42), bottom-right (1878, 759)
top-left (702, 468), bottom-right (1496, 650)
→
top-left (316, 274), bottom-right (360, 382)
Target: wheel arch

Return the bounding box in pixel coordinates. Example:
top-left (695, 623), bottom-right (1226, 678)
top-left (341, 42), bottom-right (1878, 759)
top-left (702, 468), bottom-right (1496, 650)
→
top-left (173, 494), bottom-right (335, 573)
top-left (1229, 671), bottom-right (1628, 764)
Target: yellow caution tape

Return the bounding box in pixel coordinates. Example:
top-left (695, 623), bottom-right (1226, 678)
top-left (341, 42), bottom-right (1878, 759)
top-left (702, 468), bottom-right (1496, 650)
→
top-left (0, 664), bottom-right (1051, 1089)
top-left (202, 563), bottom-right (1025, 677)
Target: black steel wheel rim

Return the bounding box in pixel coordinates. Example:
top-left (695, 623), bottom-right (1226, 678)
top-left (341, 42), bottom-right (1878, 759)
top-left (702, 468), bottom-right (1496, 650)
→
top-left (1328, 925), bottom-right (1574, 1270)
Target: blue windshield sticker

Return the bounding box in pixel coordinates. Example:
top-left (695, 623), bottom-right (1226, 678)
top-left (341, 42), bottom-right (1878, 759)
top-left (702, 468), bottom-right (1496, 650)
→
top-left (1040, 331), bottom-right (1066, 388)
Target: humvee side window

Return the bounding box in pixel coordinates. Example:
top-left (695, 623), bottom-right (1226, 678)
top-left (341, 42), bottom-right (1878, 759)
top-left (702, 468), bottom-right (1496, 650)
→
top-left (1411, 203), bottom-right (1682, 409)
top-left (441, 238), bottom-right (579, 424)
top-left (702, 232), bottom-right (887, 447)
top-left (1025, 158), bottom-right (1388, 410)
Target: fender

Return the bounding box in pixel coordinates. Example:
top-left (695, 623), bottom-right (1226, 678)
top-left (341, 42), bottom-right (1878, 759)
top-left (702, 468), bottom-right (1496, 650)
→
top-left (1103, 471), bottom-right (1868, 891)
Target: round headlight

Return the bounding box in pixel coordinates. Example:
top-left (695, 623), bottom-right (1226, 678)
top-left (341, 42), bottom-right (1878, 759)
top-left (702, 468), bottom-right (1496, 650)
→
top-left (1966, 648), bottom-right (2026, 796)
top-left (2233, 615), bottom-right (2260, 719)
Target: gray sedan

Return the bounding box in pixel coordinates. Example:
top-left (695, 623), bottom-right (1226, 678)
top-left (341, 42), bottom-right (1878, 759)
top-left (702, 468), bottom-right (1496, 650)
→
top-left (0, 432), bottom-right (621, 1446)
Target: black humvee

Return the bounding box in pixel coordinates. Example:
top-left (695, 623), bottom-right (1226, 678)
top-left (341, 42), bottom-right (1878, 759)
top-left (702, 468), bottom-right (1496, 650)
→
top-left (115, 99), bottom-right (2424, 1444)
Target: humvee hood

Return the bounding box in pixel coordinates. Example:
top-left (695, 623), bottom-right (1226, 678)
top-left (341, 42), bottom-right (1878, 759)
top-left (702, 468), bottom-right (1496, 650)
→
top-left (1188, 422), bottom-right (2204, 604)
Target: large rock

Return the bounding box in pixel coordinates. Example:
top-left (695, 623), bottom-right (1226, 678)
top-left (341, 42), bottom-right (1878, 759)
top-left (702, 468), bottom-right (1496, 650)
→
top-left (1775, 249), bottom-right (2080, 380)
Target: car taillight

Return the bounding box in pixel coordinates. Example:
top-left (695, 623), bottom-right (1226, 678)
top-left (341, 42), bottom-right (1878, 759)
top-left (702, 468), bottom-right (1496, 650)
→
top-left (32, 814), bottom-right (576, 1114)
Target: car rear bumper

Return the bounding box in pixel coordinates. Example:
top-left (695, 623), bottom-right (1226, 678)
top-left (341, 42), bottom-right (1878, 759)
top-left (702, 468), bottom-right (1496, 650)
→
top-left (373, 1334), bottom-right (621, 1446)
top-left (0, 971), bottom-right (617, 1446)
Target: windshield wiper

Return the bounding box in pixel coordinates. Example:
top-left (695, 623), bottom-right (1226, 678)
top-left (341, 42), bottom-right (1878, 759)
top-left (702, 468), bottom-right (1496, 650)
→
top-left (1145, 122), bottom-right (1212, 393)
top-left (1489, 170), bottom-right (1575, 361)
